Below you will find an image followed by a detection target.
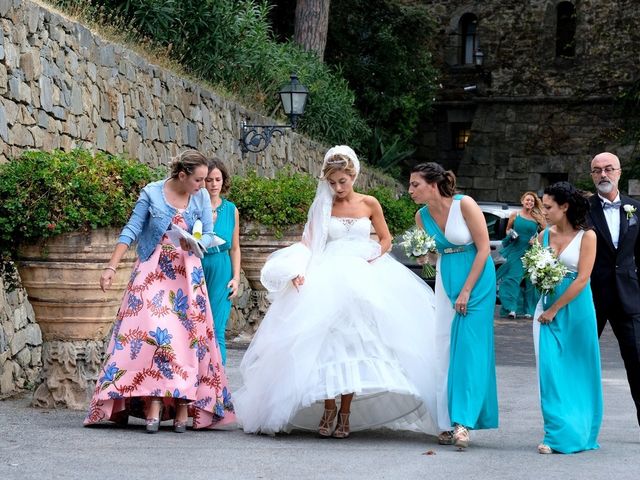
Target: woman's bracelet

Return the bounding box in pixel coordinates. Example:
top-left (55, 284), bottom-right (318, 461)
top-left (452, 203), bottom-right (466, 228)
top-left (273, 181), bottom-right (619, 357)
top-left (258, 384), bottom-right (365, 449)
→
top-left (104, 266), bottom-right (117, 274)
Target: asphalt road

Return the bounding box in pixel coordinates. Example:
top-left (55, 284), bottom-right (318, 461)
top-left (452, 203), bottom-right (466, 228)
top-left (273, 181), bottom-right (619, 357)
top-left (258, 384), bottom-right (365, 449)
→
top-left (0, 312), bottom-right (638, 480)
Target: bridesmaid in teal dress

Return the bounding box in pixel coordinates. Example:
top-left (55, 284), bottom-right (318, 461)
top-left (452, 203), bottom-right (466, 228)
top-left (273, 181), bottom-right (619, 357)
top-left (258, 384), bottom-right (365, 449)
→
top-left (533, 182), bottom-right (602, 454)
top-left (202, 158), bottom-right (241, 365)
top-left (496, 191), bottom-right (545, 318)
top-left (409, 163), bottom-right (498, 449)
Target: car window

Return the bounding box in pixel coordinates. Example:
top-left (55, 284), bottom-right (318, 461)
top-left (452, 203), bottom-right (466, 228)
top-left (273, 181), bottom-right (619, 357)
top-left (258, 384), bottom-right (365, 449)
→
top-left (483, 212), bottom-right (502, 241)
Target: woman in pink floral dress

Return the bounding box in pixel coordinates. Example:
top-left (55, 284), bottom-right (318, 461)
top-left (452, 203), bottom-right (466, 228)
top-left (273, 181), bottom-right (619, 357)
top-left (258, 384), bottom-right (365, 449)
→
top-left (84, 150), bottom-right (235, 433)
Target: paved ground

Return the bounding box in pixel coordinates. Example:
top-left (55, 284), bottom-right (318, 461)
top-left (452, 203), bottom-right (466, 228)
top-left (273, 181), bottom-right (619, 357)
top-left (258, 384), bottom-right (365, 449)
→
top-left (1, 312), bottom-right (638, 480)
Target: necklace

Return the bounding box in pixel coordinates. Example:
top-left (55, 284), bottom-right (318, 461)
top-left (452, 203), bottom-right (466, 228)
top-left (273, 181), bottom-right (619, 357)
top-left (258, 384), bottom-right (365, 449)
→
top-left (212, 198), bottom-right (223, 221)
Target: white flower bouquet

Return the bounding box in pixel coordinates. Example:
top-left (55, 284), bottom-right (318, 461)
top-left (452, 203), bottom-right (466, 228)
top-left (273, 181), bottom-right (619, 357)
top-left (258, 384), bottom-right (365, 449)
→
top-left (522, 240), bottom-right (568, 295)
top-left (402, 228), bottom-right (438, 278)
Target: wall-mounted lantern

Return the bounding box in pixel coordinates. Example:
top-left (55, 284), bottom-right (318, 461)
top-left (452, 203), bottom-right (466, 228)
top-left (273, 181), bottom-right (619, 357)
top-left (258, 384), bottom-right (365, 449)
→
top-left (239, 74), bottom-right (309, 154)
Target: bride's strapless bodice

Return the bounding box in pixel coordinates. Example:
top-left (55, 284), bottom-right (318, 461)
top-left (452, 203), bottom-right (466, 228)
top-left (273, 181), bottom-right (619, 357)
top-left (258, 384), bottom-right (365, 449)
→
top-left (327, 216), bottom-right (372, 242)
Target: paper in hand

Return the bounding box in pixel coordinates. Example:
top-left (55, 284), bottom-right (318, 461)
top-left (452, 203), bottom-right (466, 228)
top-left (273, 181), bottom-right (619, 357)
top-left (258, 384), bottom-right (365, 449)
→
top-left (165, 223), bottom-right (209, 258)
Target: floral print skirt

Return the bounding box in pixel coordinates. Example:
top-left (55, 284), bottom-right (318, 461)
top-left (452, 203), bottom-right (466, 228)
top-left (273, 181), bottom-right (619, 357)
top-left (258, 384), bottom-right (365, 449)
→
top-left (85, 215), bottom-right (236, 429)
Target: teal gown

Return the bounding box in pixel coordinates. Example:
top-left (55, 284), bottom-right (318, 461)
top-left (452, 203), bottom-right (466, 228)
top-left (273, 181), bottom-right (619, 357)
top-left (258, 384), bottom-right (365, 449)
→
top-left (496, 214), bottom-right (540, 317)
top-left (420, 195), bottom-right (499, 430)
top-left (533, 229), bottom-right (602, 453)
top-left (202, 198), bottom-right (236, 365)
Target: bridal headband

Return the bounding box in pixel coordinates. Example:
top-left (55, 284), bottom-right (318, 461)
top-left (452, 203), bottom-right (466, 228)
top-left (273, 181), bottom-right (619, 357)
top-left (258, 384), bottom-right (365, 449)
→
top-left (322, 145), bottom-right (360, 177)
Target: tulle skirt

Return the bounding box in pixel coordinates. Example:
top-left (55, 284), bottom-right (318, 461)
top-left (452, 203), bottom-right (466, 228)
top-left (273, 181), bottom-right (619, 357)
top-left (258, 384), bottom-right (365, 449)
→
top-left (234, 240), bottom-right (448, 435)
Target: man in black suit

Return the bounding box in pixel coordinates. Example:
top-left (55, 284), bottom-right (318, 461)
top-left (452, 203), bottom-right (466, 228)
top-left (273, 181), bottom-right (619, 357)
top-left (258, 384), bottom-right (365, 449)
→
top-left (588, 152), bottom-right (640, 427)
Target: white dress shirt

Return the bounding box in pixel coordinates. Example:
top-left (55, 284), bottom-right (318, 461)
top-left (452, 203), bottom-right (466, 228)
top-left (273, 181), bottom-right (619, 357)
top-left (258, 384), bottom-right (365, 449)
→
top-left (598, 193), bottom-right (621, 248)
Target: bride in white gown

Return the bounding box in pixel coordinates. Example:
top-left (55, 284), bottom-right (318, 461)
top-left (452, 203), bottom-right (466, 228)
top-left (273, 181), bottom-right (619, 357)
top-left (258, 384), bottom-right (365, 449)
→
top-left (234, 146), bottom-right (450, 438)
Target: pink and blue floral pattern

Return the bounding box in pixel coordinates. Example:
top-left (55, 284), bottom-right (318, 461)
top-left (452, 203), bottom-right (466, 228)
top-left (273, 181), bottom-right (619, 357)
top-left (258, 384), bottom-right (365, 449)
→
top-left (85, 213), bottom-right (235, 430)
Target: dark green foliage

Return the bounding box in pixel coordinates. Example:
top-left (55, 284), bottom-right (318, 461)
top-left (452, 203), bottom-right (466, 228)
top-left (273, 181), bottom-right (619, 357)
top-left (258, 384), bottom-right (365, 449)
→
top-left (325, 0), bottom-right (439, 140)
top-left (48, 0), bottom-right (371, 151)
top-left (227, 171), bottom-right (416, 237)
top-left (0, 149), bottom-right (163, 288)
top-left (267, 0), bottom-right (439, 177)
top-left (364, 186), bottom-right (418, 236)
top-left (365, 128), bottom-right (416, 176)
top-left (228, 170), bottom-right (317, 237)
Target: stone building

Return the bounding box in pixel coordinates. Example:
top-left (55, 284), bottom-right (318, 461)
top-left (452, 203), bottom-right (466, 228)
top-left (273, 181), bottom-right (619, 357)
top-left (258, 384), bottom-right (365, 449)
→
top-left (417, 0), bottom-right (640, 201)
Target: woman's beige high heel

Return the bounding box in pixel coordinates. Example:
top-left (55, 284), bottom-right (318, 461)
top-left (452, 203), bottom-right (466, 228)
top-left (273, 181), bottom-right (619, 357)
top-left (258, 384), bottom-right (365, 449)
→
top-left (453, 424), bottom-right (469, 448)
top-left (538, 443), bottom-right (552, 454)
top-left (318, 408), bottom-right (337, 437)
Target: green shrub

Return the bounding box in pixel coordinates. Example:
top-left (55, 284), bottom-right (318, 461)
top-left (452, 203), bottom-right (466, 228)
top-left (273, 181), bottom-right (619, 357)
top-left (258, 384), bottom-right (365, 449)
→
top-left (0, 148), bottom-right (164, 288)
top-left (326, 0), bottom-right (438, 140)
top-left (364, 186), bottom-right (418, 236)
top-left (227, 171), bottom-right (415, 238)
top-left (228, 170), bottom-right (317, 237)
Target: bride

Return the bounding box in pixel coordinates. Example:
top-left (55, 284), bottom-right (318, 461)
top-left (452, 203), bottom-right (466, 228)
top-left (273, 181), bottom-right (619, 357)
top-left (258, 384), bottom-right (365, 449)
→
top-left (234, 146), bottom-right (449, 438)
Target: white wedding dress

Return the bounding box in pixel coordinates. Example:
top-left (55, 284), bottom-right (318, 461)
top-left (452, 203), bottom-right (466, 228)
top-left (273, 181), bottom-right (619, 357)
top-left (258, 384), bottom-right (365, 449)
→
top-left (233, 216), bottom-right (449, 435)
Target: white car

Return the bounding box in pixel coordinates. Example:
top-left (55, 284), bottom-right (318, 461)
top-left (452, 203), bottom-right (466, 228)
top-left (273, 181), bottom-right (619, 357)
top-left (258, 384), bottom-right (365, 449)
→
top-left (477, 201), bottom-right (521, 267)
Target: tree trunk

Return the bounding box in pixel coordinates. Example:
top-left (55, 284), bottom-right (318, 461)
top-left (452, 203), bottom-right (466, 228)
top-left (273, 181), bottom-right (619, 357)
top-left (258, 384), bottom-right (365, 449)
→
top-left (294, 0), bottom-right (330, 60)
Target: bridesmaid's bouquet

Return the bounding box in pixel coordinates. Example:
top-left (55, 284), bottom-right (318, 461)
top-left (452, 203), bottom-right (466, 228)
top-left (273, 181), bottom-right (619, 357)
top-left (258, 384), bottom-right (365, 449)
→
top-left (522, 241), bottom-right (568, 295)
top-left (401, 228), bottom-right (437, 278)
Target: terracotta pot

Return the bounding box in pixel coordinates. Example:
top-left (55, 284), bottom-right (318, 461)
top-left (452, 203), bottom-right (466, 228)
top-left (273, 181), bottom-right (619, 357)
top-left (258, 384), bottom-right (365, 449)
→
top-left (239, 221), bottom-right (304, 291)
top-left (16, 228), bottom-right (136, 341)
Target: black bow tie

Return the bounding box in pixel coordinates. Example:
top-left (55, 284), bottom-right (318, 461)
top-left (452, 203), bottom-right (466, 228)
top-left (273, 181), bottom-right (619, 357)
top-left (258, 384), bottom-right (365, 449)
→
top-left (602, 201), bottom-right (621, 210)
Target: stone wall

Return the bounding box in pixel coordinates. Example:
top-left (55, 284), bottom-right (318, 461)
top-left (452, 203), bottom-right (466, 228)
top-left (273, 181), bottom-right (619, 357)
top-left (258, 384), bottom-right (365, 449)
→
top-left (456, 98), bottom-right (630, 201)
top-left (0, 0), bottom-right (399, 398)
top-left (418, 0), bottom-right (639, 200)
top-left (0, 279), bottom-right (42, 396)
top-left (426, 0), bottom-right (638, 98)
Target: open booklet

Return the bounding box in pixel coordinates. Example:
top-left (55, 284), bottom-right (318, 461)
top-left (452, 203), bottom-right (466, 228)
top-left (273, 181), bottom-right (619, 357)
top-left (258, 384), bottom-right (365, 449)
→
top-left (164, 222), bottom-right (225, 259)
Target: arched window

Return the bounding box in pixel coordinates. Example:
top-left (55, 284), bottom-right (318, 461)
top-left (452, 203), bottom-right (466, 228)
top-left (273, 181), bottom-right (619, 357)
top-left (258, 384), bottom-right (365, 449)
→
top-left (556, 2), bottom-right (576, 58)
top-left (459, 13), bottom-right (478, 65)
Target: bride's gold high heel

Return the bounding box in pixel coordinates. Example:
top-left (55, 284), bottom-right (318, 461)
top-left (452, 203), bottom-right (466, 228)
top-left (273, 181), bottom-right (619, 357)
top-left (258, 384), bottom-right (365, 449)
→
top-left (438, 430), bottom-right (455, 445)
top-left (332, 412), bottom-right (350, 439)
top-left (318, 408), bottom-right (337, 437)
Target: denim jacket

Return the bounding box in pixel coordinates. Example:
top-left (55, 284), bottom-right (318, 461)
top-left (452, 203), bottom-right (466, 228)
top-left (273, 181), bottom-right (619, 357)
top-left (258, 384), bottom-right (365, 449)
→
top-left (118, 179), bottom-right (215, 262)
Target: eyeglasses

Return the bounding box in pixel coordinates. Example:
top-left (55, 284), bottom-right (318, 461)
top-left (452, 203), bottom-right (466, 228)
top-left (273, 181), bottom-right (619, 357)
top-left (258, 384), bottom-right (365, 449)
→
top-left (590, 166), bottom-right (620, 175)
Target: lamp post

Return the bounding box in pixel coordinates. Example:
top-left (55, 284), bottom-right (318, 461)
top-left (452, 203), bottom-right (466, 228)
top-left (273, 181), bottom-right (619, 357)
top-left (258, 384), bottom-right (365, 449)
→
top-left (474, 49), bottom-right (484, 66)
top-left (240, 74), bottom-right (309, 153)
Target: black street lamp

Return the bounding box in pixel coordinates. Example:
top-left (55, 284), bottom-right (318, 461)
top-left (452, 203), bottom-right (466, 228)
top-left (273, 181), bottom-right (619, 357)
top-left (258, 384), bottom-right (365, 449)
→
top-left (240, 74), bottom-right (309, 153)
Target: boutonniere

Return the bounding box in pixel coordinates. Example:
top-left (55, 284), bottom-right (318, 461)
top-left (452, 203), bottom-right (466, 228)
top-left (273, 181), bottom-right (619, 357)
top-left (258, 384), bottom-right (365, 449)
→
top-left (623, 204), bottom-right (637, 220)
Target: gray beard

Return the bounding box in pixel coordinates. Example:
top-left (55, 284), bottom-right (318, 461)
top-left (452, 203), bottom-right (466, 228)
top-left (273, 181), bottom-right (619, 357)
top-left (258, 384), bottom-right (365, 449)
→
top-left (597, 181), bottom-right (615, 194)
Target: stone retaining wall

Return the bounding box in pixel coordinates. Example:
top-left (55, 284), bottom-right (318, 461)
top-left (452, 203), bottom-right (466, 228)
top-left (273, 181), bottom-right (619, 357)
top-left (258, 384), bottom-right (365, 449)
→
top-left (0, 280), bottom-right (41, 396)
